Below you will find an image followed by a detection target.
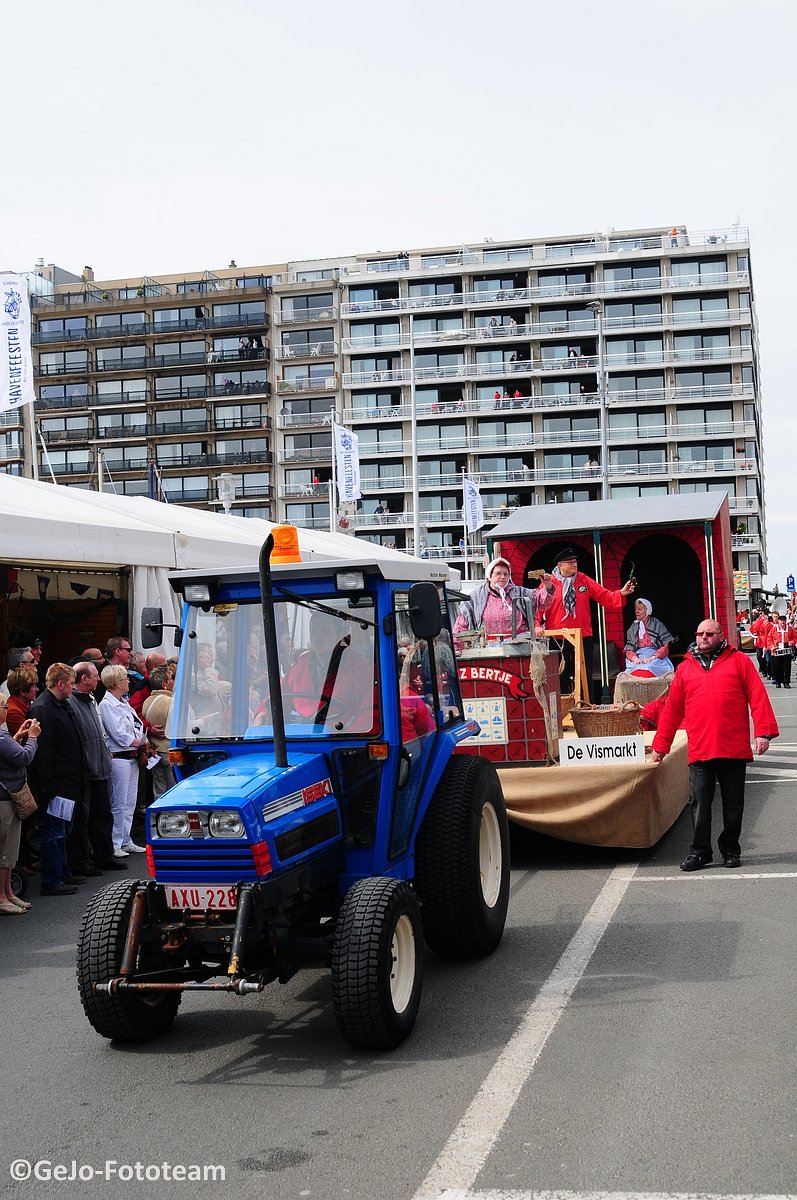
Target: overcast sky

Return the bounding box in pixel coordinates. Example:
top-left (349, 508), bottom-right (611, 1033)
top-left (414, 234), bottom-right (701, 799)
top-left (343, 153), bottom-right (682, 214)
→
top-left (5, 0), bottom-right (795, 591)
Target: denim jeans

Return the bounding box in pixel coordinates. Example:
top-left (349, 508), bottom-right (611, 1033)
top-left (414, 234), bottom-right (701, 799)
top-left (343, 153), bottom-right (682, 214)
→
top-left (688, 758), bottom-right (746, 858)
top-left (39, 812), bottom-right (72, 889)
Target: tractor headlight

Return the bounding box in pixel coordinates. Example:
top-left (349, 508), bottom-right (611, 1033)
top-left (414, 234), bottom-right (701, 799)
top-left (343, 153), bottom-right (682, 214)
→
top-left (157, 811), bottom-right (191, 838)
top-left (208, 810), bottom-right (245, 838)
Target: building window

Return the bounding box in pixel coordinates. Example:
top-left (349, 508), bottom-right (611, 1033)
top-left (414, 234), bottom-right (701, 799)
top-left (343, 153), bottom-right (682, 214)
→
top-left (96, 345), bottom-right (147, 371)
top-left (671, 257), bottom-right (727, 283)
top-left (603, 262), bottom-right (660, 291)
top-left (95, 311), bottom-right (146, 330)
top-left (38, 350), bottom-right (89, 375)
top-left (214, 403), bottom-right (268, 430)
top-left (608, 410), bottom-right (666, 437)
top-left (610, 484), bottom-right (668, 498)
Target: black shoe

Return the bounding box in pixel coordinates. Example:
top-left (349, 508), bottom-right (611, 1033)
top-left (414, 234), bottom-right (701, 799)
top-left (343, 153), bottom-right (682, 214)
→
top-left (100, 859), bottom-right (128, 871)
top-left (63, 875), bottom-right (87, 885)
top-left (41, 884), bottom-right (78, 896)
top-left (724, 855), bottom-right (742, 868)
top-left (74, 865), bottom-right (104, 878)
top-left (680, 852), bottom-right (713, 872)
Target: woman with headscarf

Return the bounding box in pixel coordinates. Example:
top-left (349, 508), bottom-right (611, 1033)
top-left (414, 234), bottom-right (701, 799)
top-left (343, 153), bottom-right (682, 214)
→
top-left (453, 557), bottom-right (553, 651)
top-left (624, 598), bottom-right (675, 676)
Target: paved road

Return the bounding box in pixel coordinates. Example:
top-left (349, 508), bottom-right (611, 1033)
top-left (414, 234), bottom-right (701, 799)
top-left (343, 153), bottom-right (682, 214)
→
top-left (1, 685), bottom-right (795, 1200)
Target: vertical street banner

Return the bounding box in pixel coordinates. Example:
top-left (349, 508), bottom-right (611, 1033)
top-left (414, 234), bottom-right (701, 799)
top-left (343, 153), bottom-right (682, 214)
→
top-left (334, 424), bottom-right (361, 502)
top-left (463, 476), bottom-right (484, 533)
top-left (0, 274), bottom-right (35, 414)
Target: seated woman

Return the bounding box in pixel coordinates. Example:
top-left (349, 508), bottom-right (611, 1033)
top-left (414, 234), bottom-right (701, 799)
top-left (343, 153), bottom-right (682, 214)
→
top-left (624, 598), bottom-right (675, 677)
top-left (398, 651), bottom-right (435, 743)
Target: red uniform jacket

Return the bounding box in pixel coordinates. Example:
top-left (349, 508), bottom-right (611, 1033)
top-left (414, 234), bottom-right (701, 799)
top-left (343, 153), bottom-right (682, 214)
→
top-left (765, 623), bottom-right (797, 652)
top-left (749, 614), bottom-right (770, 649)
top-left (652, 645), bottom-right (778, 763)
top-left (543, 572), bottom-right (625, 638)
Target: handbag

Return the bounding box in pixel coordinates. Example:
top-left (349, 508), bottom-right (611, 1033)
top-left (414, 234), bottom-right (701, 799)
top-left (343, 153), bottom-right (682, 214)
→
top-left (6, 780), bottom-right (37, 822)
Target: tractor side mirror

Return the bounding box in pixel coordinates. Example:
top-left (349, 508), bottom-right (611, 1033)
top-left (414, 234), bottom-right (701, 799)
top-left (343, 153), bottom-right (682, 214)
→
top-left (408, 583), bottom-right (442, 640)
top-left (141, 607), bottom-right (164, 649)
top-left (141, 607), bottom-right (183, 649)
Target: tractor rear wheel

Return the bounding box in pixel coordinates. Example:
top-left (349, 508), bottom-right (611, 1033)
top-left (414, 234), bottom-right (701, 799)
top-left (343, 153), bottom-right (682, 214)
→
top-left (77, 880), bottom-right (182, 1042)
top-left (414, 755), bottom-right (510, 957)
top-left (332, 877), bottom-right (423, 1050)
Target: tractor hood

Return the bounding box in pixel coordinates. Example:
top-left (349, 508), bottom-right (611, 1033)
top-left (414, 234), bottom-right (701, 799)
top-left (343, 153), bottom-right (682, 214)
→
top-left (151, 751), bottom-right (334, 821)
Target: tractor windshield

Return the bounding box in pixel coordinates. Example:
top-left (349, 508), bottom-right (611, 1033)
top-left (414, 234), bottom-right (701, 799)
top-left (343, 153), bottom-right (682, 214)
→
top-left (171, 596), bottom-right (379, 740)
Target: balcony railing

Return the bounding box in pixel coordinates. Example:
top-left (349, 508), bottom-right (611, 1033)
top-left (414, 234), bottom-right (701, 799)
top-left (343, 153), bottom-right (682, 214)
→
top-left (279, 447), bottom-right (334, 464)
top-left (40, 427), bottom-right (94, 444)
top-left (340, 309), bottom-right (749, 355)
top-left (277, 409), bottom-right (335, 429)
top-left (276, 376), bottom-right (337, 395)
top-left (339, 270), bottom-right (751, 316)
top-left (276, 340), bottom-right (337, 360)
top-left (30, 273), bottom-right (270, 312)
top-left (0, 441), bottom-right (23, 460)
top-left (276, 305), bottom-right (337, 325)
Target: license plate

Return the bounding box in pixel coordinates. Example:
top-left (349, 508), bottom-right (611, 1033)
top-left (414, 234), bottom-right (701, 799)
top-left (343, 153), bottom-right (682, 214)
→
top-left (163, 884), bottom-right (237, 911)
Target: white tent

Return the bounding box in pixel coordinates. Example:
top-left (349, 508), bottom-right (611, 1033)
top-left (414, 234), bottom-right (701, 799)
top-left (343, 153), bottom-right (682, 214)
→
top-left (0, 475), bottom-right (431, 651)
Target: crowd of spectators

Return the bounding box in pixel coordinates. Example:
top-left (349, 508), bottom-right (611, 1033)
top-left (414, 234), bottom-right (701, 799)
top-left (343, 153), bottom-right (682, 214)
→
top-left (0, 632), bottom-right (178, 912)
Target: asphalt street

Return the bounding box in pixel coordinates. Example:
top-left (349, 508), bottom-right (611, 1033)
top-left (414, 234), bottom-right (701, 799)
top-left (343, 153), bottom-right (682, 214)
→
top-left (1, 680), bottom-right (795, 1200)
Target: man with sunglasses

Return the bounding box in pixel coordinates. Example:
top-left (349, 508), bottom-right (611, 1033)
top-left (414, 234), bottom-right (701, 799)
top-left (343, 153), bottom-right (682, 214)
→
top-left (651, 619), bottom-right (779, 871)
top-left (96, 637), bottom-right (133, 702)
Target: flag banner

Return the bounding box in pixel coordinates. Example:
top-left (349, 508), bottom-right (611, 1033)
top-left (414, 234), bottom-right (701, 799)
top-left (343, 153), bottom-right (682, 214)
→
top-left (0, 274), bottom-right (35, 414)
top-left (334, 424), bottom-right (361, 502)
top-left (463, 477), bottom-right (484, 533)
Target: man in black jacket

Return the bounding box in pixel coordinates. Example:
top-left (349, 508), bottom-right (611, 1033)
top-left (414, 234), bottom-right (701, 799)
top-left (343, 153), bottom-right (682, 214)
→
top-left (29, 663), bottom-right (89, 896)
top-left (68, 661), bottom-right (127, 875)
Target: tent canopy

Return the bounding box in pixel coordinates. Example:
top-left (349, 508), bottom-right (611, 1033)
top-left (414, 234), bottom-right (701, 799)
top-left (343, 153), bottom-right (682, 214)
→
top-left (0, 475), bottom-right (434, 650)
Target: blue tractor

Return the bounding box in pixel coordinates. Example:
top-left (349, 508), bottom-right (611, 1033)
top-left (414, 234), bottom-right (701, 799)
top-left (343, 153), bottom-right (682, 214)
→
top-left (77, 533), bottom-right (510, 1049)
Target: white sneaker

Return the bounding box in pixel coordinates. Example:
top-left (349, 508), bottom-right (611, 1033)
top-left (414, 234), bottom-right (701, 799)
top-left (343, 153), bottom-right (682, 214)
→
top-left (121, 841), bottom-right (146, 854)
top-left (113, 847), bottom-right (129, 858)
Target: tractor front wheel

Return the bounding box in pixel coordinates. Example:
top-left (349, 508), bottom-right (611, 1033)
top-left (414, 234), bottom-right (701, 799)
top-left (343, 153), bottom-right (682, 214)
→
top-left (332, 877), bottom-right (423, 1050)
top-left (77, 881), bottom-right (182, 1042)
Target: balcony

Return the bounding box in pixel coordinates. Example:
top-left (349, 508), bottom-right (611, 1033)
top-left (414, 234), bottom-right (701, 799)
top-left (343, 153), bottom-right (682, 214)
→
top-left (276, 340), bottom-right (337, 360)
top-left (279, 447), bottom-right (334, 465)
top-left (40, 427), bottom-right (94, 444)
top-left (211, 380), bottom-right (271, 399)
top-left (101, 456), bottom-right (150, 474)
top-left (213, 414), bottom-right (271, 432)
top-left (154, 450), bottom-right (272, 471)
top-left (0, 441), bottom-right (23, 461)
top-left (728, 496), bottom-right (759, 513)
top-left (731, 533), bottom-right (759, 550)
top-left (46, 459), bottom-right (94, 476)
top-left (276, 305), bottom-right (337, 325)
top-left (276, 376), bottom-right (337, 396)
top-left (277, 409), bottom-right (335, 430)
top-left (338, 267), bottom-right (751, 317)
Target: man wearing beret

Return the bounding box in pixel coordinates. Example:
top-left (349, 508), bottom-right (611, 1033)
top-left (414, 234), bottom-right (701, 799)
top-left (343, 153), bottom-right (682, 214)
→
top-left (543, 547), bottom-right (635, 698)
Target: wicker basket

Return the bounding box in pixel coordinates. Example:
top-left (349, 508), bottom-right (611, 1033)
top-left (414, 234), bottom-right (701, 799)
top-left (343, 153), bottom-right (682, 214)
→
top-left (570, 700), bottom-right (642, 738)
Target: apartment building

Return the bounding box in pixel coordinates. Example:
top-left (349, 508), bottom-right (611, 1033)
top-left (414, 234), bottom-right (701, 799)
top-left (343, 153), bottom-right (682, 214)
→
top-left (3, 223), bottom-right (764, 585)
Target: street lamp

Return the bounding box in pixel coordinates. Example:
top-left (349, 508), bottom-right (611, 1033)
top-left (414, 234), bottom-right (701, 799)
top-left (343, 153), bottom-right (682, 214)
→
top-left (215, 472), bottom-right (236, 515)
top-left (408, 313), bottom-right (421, 557)
top-left (586, 299), bottom-right (609, 501)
